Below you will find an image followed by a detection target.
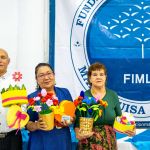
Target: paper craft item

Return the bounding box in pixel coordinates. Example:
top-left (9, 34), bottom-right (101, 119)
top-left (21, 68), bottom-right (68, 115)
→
top-left (113, 112), bottom-right (135, 133)
top-left (39, 112), bottom-right (54, 131)
top-left (1, 85), bottom-right (28, 107)
top-left (7, 105), bottom-right (29, 129)
top-left (61, 115), bottom-right (71, 124)
top-left (53, 100), bottom-right (76, 123)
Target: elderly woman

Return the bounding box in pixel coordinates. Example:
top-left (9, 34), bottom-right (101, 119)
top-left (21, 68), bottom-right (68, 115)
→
top-left (26, 63), bottom-right (73, 150)
top-left (74, 62), bottom-right (136, 150)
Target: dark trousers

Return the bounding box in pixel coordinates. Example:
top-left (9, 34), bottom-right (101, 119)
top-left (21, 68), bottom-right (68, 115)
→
top-left (0, 130), bottom-right (22, 150)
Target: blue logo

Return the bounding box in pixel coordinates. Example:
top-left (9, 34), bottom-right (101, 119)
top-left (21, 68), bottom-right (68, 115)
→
top-left (70, 0), bottom-right (150, 127)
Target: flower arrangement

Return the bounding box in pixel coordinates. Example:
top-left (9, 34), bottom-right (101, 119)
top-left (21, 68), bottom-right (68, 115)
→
top-left (28, 89), bottom-right (59, 114)
top-left (74, 91), bottom-right (108, 122)
top-left (28, 89), bottom-right (76, 130)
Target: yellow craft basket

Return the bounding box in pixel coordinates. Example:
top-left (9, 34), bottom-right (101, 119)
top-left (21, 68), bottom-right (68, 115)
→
top-left (39, 112), bottom-right (54, 131)
top-left (79, 117), bottom-right (94, 135)
top-left (113, 118), bottom-right (134, 133)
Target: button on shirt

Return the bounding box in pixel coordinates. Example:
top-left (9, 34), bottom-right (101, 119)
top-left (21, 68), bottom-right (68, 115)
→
top-left (0, 72), bottom-right (15, 133)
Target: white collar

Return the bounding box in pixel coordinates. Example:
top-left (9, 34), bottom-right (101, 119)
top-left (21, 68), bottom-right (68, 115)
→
top-left (0, 72), bottom-right (10, 80)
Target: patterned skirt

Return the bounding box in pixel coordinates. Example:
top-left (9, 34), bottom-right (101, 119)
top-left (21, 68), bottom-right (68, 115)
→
top-left (78, 125), bottom-right (117, 150)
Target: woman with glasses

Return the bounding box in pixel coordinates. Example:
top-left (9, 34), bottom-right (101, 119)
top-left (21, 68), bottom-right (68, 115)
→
top-left (26, 63), bottom-right (73, 150)
top-left (74, 62), bottom-right (136, 150)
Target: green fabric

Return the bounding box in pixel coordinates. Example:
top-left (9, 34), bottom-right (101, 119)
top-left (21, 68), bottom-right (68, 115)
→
top-left (74, 88), bottom-right (122, 127)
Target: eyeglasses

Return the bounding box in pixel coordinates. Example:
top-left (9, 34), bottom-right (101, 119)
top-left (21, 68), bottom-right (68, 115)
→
top-left (37, 72), bottom-right (54, 79)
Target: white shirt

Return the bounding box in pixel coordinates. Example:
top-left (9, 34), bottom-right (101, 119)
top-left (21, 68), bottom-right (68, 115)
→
top-left (0, 71), bottom-right (27, 133)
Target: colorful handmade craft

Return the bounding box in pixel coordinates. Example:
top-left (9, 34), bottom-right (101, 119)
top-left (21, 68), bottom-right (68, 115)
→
top-left (1, 84), bottom-right (28, 107)
top-left (7, 105), bottom-right (29, 129)
top-left (28, 89), bottom-right (59, 130)
top-left (0, 71), bottom-right (29, 131)
top-left (113, 112), bottom-right (135, 133)
top-left (28, 89), bottom-right (76, 129)
top-left (52, 100), bottom-right (76, 124)
top-left (74, 91), bottom-right (108, 135)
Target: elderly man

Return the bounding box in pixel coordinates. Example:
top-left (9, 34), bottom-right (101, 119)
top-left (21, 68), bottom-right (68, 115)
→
top-left (0, 48), bottom-right (22, 150)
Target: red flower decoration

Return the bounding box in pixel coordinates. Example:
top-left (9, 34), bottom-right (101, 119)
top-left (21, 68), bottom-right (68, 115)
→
top-left (27, 89), bottom-right (59, 114)
top-left (47, 93), bottom-right (54, 97)
top-left (78, 96), bottom-right (83, 101)
top-left (73, 96), bottom-right (83, 106)
top-left (41, 97), bottom-right (47, 103)
top-left (28, 98), bottom-right (35, 105)
top-left (12, 72), bottom-right (22, 82)
top-left (53, 99), bottom-right (59, 106)
top-left (37, 93), bottom-right (42, 97)
top-left (45, 94), bottom-right (52, 100)
top-left (74, 100), bottom-right (80, 107)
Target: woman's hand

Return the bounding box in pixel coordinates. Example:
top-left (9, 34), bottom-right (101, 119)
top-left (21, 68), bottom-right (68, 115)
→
top-left (26, 121), bottom-right (37, 131)
top-left (36, 118), bottom-right (47, 130)
top-left (124, 126), bottom-right (136, 137)
top-left (59, 116), bottom-right (75, 127)
top-left (26, 118), bottom-right (47, 131)
top-left (75, 127), bottom-right (94, 140)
